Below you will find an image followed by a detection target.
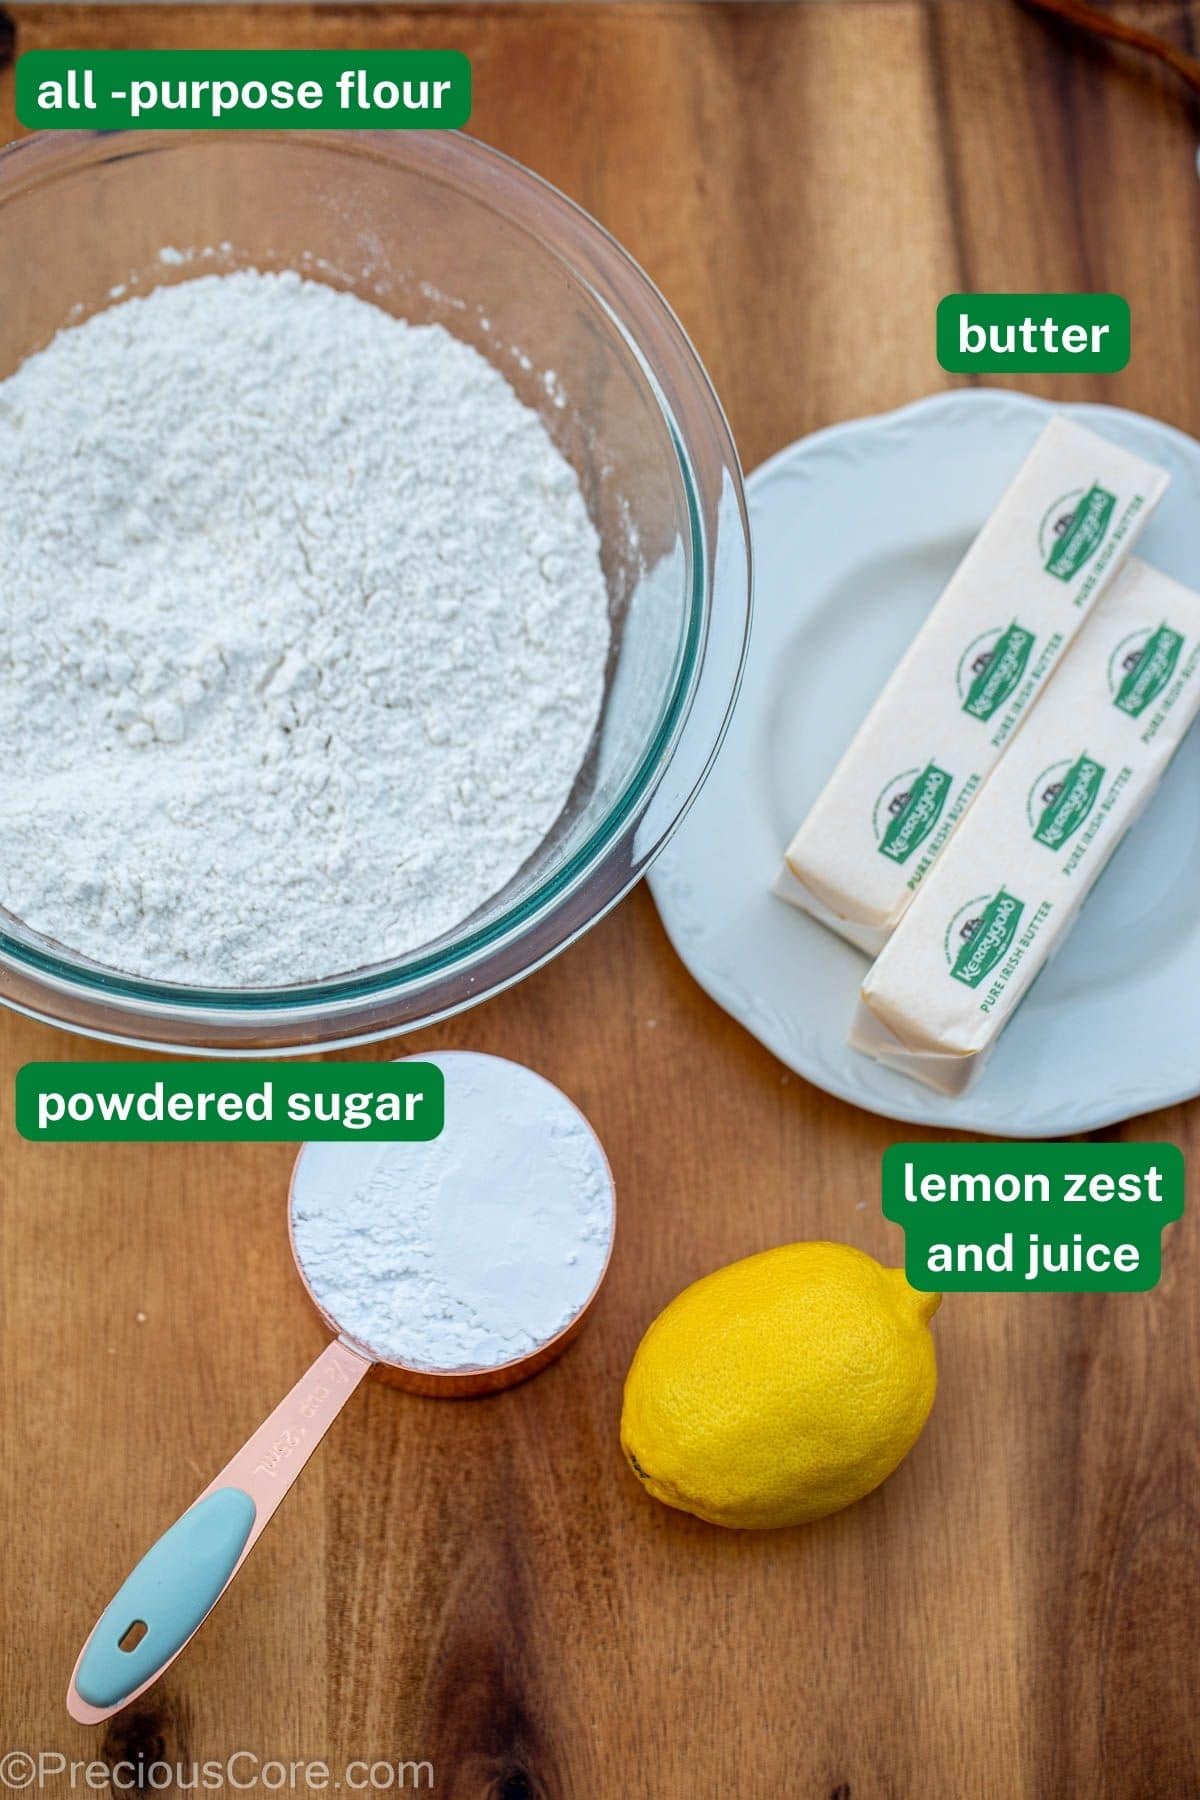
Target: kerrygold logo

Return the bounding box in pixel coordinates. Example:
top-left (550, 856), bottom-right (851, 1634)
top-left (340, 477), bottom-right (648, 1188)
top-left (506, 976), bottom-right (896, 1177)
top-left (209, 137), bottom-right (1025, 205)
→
top-left (945, 889), bottom-right (1025, 988)
top-left (873, 762), bottom-right (952, 864)
top-left (1028, 753), bottom-right (1105, 849)
top-left (1110, 621), bottom-right (1183, 717)
top-left (958, 620), bottom-right (1035, 721)
top-left (1040, 482), bottom-right (1117, 581)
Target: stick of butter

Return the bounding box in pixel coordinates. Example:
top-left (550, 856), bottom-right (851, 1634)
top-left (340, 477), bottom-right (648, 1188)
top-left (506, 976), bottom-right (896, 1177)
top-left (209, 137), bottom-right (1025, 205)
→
top-left (775, 416), bottom-right (1170, 953)
top-left (851, 557), bottom-right (1200, 1093)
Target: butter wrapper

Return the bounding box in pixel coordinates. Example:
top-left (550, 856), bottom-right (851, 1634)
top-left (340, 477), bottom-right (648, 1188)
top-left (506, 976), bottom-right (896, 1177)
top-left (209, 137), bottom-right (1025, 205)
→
top-left (776, 415), bottom-right (1171, 952)
top-left (852, 558), bottom-right (1200, 1093)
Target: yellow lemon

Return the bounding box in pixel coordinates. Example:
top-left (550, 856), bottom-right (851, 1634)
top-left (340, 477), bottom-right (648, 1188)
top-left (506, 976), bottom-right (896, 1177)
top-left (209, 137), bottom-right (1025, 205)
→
top-left (620, 1242), bottom-right (940, 1529)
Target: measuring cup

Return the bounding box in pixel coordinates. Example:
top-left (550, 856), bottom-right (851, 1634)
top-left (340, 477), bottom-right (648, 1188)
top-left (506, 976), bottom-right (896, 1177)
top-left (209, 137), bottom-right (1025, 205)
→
top-left (67, 1052), bottom-right (615, 1726)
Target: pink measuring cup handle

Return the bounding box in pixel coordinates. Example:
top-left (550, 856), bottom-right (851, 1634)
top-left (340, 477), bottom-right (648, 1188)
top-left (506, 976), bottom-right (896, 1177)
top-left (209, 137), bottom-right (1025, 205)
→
top-left (67, 1337), bottom-right (372, 1725)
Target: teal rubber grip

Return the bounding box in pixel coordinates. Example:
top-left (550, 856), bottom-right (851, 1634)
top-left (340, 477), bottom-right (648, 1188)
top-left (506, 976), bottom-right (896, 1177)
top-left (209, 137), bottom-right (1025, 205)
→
top-left (75, 1487), bottom-right (256, 1708)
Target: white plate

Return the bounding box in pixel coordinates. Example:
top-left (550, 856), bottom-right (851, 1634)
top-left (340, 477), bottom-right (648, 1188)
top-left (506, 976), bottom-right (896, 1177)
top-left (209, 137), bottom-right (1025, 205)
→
top-left (649, 389), bottom-right (1200, 1136)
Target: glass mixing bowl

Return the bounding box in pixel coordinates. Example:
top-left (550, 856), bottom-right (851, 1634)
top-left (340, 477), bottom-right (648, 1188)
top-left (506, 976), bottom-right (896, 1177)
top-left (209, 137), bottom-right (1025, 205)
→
top-left (0, 130), bottom-right (750, 1053)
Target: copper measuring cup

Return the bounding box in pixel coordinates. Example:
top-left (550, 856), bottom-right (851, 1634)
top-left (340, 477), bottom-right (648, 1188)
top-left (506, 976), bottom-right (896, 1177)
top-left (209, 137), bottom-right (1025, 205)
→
top-left (67, 1052), bottom-right (615, 1725)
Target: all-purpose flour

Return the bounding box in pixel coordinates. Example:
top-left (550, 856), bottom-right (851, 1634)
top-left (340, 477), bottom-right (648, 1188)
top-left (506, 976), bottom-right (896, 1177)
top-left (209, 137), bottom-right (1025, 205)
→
top-left (0, 271), bottom-right (610, 985)
top-left (290, 1054), bottom-right (614, 1370)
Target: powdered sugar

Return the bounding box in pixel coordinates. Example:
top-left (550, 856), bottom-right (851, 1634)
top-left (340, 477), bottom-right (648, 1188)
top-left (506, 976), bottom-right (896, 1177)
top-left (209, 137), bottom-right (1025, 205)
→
top-left (290, 1053), bottom-right (614, 1371)
top-left (0, 270), bottom-right (609, 985)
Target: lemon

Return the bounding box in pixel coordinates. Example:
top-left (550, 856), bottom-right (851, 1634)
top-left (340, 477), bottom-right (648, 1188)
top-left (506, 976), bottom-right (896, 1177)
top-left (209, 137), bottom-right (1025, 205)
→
top-left (620, 1242), bottom-right (940, 1529)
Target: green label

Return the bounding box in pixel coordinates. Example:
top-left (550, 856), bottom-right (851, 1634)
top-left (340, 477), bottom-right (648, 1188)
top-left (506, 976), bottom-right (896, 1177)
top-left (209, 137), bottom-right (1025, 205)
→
top-left (16, 1062), bottom-right (445, 1141)
top-left (883, 1143), bottom-right (1183, 1292)
top-left (875, 762), bottom-right (953, 864)
top-left (1112, 622), bottom-right (1184, 716)
top-left (946, 889), bottom-right (1024, 987)
top-left (960, 621), bottom-right (1035, 721)
top-left (16, 50), bottom-right (471, 129)
top-left (1029, 753), bottom-right (1105, 849)
top-left (1043, 483), bottom-right (1117, 580)
top-left (936, 293), bottom-right (1130, 374)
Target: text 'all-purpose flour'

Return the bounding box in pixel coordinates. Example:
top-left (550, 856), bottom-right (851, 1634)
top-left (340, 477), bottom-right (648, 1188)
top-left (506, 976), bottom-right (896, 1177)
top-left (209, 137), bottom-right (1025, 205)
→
top-left (0, 270), bottom-right (610, 985)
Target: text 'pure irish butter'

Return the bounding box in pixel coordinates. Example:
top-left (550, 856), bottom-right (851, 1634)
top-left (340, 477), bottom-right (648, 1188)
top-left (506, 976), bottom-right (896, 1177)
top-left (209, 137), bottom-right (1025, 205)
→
top-left (882, 1143), bottom-right (1184, 1292)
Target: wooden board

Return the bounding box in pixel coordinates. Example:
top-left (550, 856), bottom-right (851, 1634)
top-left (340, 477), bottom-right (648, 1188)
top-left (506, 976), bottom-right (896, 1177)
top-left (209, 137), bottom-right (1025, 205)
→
top-left (2, 4), bottom-right (1198, 1794)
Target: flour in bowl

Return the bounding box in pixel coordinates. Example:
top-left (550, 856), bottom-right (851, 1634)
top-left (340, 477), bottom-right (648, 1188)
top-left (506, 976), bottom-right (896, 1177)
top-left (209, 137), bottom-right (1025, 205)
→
top-left (0, 270), bottom-right (610, 985)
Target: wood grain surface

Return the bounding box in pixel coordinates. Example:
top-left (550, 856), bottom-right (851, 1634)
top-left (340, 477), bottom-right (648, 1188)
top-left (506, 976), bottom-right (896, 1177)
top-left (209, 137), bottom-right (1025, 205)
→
top-left (2, 5), bottom-right (1199, 1795)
